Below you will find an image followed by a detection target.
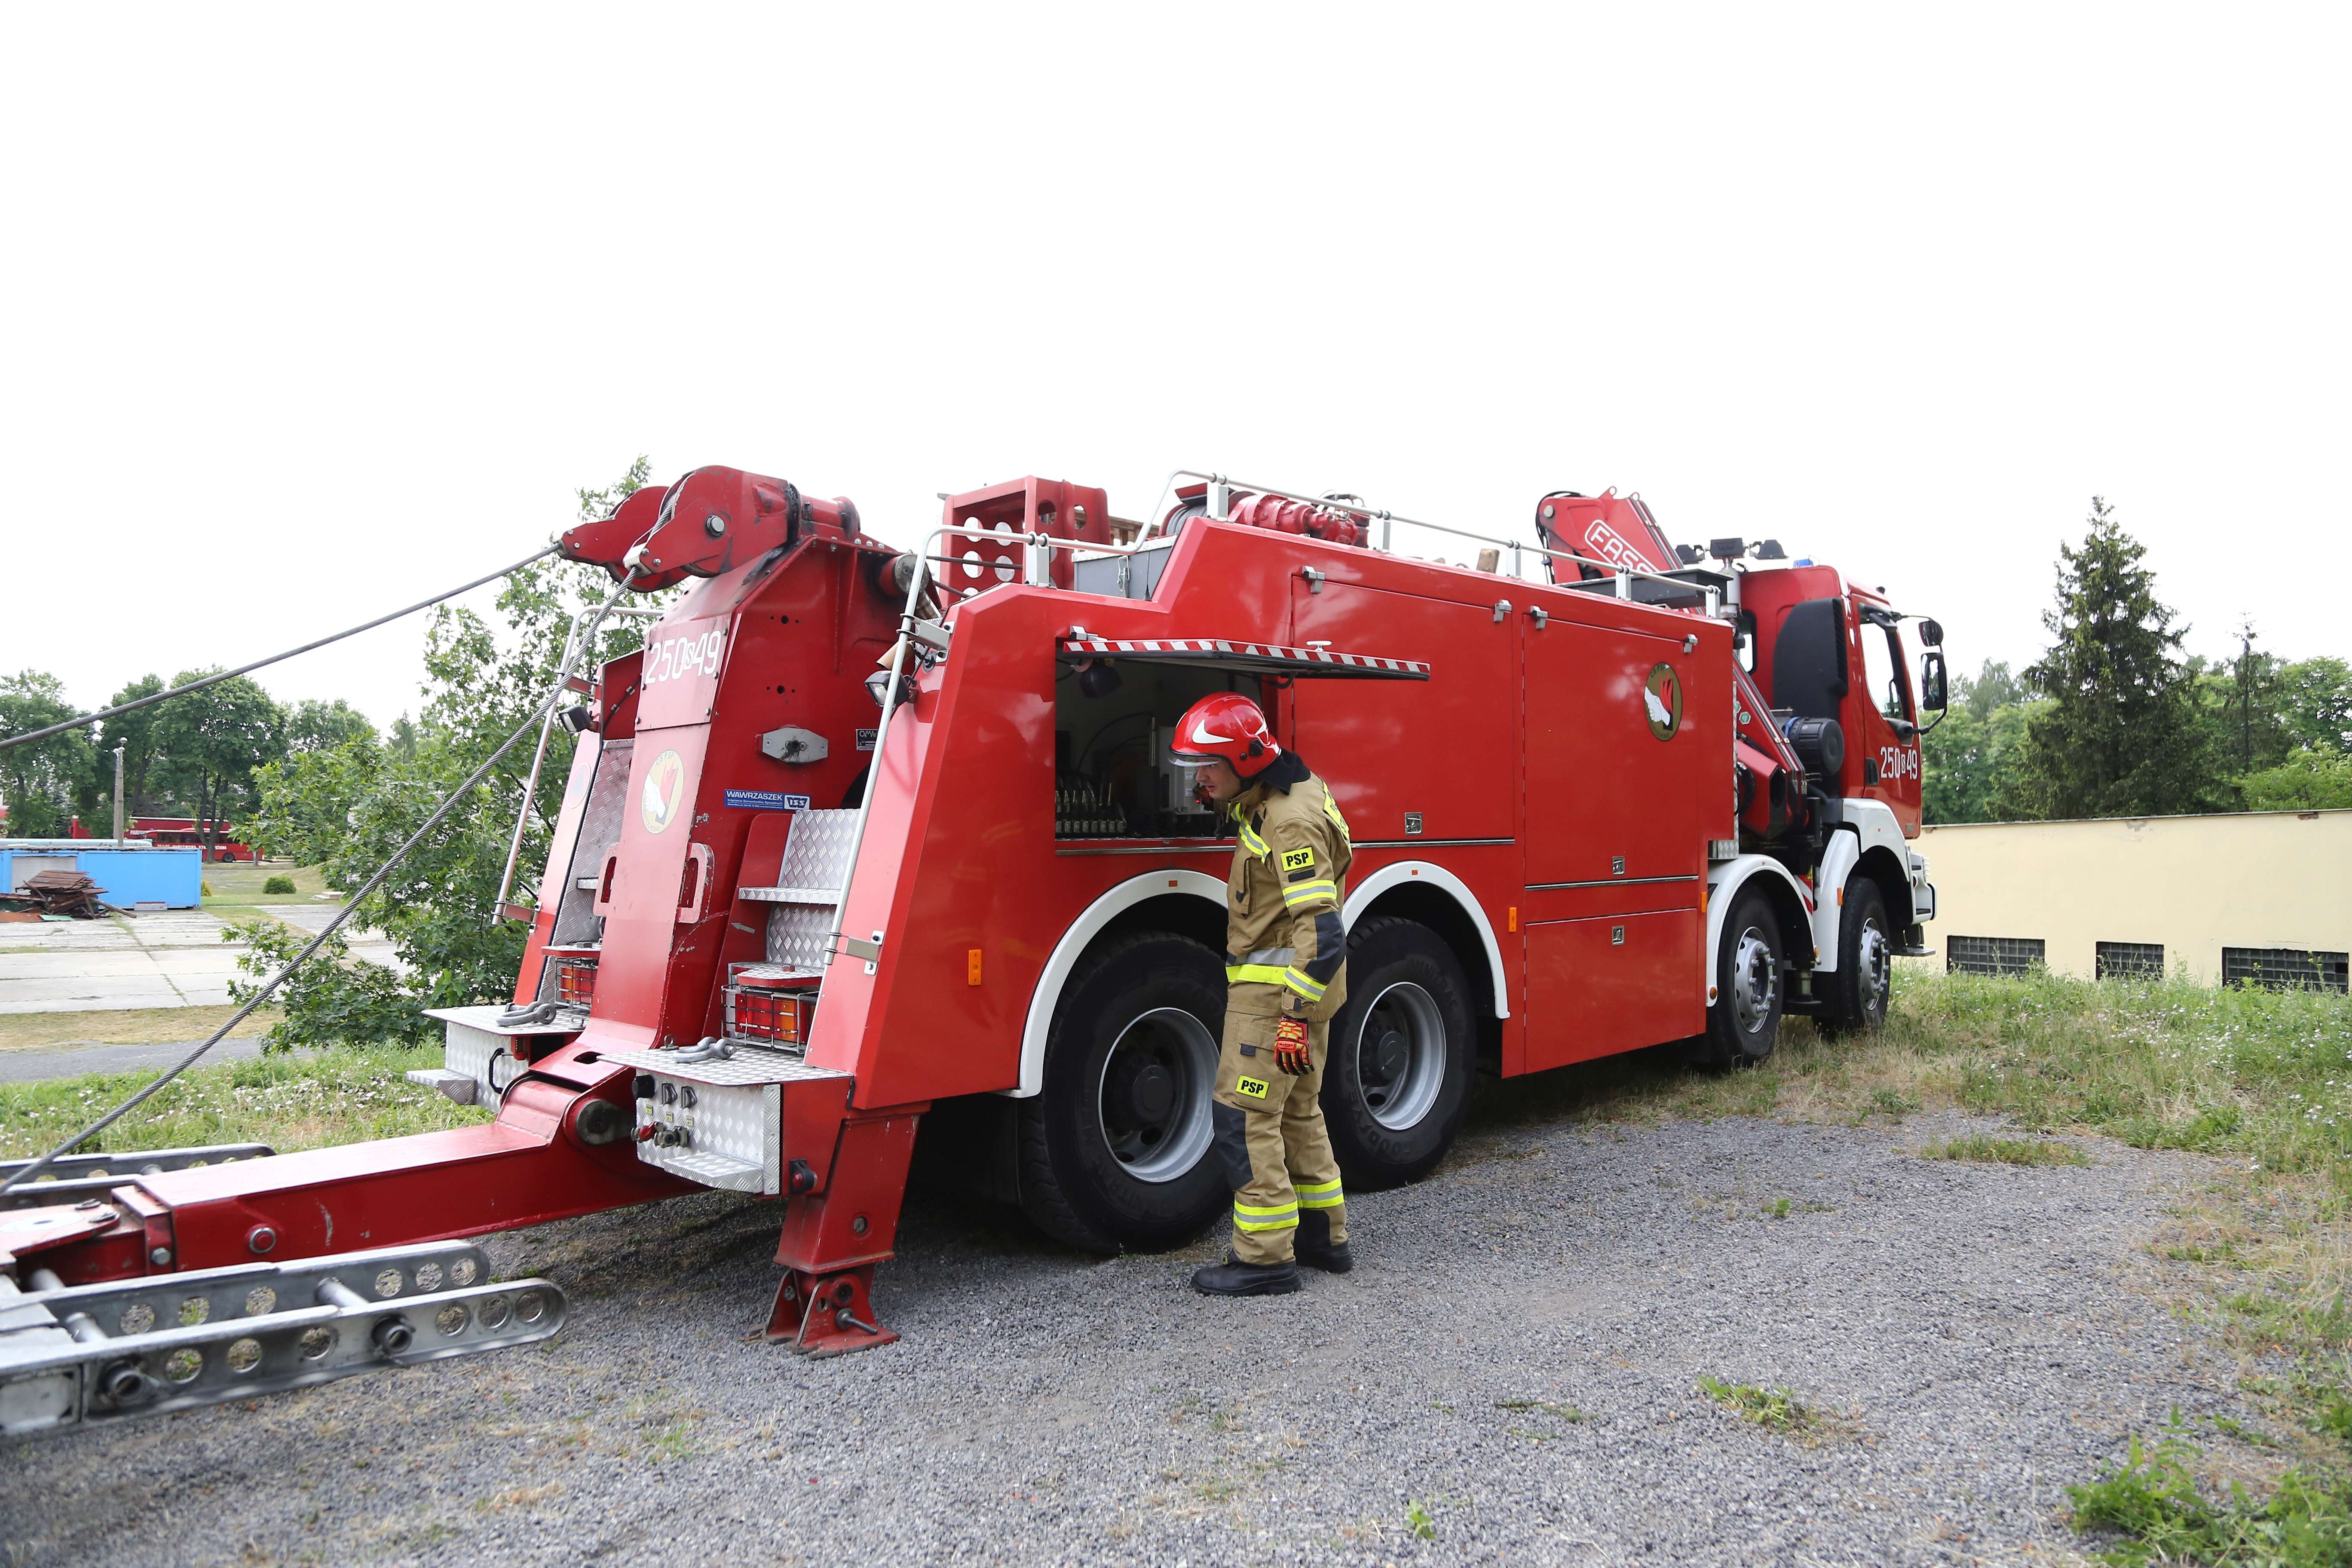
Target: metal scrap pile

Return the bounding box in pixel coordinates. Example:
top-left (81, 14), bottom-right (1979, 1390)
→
top-left (0, 870), bottom-right (117, 919)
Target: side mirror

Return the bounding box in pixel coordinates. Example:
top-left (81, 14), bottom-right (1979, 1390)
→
top-left (1920, 649), bottom-right (1948, 711)
top-left (1918, 617), bottom-right (1944, 648)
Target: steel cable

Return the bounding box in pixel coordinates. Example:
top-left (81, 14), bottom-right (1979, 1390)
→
top-left (0, 570), bottom-right (639, 1195)
top-left (0, 546), bottom-right (560, 754)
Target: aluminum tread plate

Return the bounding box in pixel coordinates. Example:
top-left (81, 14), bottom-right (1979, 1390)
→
top-left (775, 808), bottom-right (859, 893)
top-left (601, 1046), bottom-right (850, 1087)
top-left (764, 903), bottom-right (833, 972)
top-left (661, 1150), bottom-right (766, 1193)
top-left (737, 885), bottom-right (839, 904)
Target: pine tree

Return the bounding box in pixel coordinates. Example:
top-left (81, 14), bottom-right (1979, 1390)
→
top-left (1997, 498), bottom-right (2223, 819)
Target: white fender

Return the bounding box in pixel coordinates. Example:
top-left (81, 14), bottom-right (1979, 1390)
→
top-left (1811, 799), bottom-right (1910, 969)
top-left (1004, 869), bottom-right (1226, 1098)
top-left (1342, 861), bottom-right (1510, 1021)
top-left (1704, 856), bottom-right (1818, 1004)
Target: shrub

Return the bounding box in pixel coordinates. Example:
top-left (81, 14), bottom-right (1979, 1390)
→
top-left (262, 875), bottom-right (297, 895)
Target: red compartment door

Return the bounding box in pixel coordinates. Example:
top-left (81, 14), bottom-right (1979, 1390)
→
top-left (1522, 908), bottom-right (1703, 1072)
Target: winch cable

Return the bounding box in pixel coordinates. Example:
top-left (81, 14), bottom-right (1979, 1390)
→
top-left (0, 571), bottom-right (638, 1197)
top-left (0, 546), bottom-right (561, 754)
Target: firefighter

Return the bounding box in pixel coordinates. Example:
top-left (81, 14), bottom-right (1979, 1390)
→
top-left (1169, 691), bottom-right (1353, 1295)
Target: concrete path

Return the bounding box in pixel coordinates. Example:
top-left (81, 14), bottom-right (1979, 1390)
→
top-left (0, 1035), bottom-right (274, 1083)
top-left (0, 904), bottom-right (398, 1014)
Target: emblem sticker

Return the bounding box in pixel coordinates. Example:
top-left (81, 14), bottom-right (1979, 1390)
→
top-left (640, 749), bottom-right (686, 834)
top-left (1281, 846), bottom-right (1315, 872)
top-left (1643, 663), bottom-right (1684, 741)
top-left (1234, 1075), bottom-right (1271, 1102)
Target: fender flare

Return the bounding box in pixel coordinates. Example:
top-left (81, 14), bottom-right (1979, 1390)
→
top-left (1705, 856), bottom-right (1818, 1002)
top-left (1810, 800), bottom-right (1908, 970)
top-left (1342, 861), bottom-right (1510, 1021)
top-left (1005, 869), bottom-right (1226, 1098)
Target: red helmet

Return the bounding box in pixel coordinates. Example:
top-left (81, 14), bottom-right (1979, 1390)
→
top-left (1170, 692), bottom-right (1280, 776)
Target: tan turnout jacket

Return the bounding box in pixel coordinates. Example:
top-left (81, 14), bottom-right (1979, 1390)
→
top-left (1222, 769), bottom-right (1352, 1021)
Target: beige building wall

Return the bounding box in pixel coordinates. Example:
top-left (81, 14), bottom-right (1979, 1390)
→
top-left (1909, 808), bottom-right (2352, 983)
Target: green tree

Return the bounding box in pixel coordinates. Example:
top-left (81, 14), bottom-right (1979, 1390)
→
top-left (0, 671), bottom-right (98, 838)
top-left (2276, 656), bottom-right (2352, 753)
top-left (1923, 661), bottom-right (2037, 823)
top-left (2239, 752), bottom-right (2352, 810)
top-left (283, 698), bottom-right (377, 754)
top-left (257, 458), bottom-right (669, 1043)
top-left (98, 674), bottom-right (166, 813)
top-left (149, 671), bottom-right (285, 858)
top-left (1997, 498), bottom-right (2224, 820)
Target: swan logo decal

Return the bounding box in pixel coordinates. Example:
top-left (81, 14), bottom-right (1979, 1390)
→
top-left (1643, 663), bottom-right (1683, 741)
top-left (640, 749), bottom-right (686, 834)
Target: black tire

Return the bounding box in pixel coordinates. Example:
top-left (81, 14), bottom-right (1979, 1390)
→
top-left (1693, 888), bottom-right (1784, 1070)
top-left (1321, 918), bottom-right (1476, 1190)
top-left (1819, 877), bottom-right (1893, 1037)
top-left (1016, 931), bottom-right (1228, 1254)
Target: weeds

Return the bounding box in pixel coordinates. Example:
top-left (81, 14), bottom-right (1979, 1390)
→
top-left (1697, 1376), bottom-right (1809, 1433)
top-left (1405, 1500), bottom-right (1436, 1541)
top-left (1918, 1135), bottom-right (2092, 1167)
top-left (2069, 1428), bottom-right (2352, 1565)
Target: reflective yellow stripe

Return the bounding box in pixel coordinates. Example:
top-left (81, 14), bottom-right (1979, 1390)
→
top-left (1234, 1213), bottom-right (1299, 1231)
top-left (1226, 963), bottom-right (1289, 986)
top-left (1233, 1198), bottom-right (1297, 1216)
top-left (1322, 795), bottom-right (1350, 838)
top-left (1298, 1190), bottom-right (1345, 1209)
top-left (1281, 968), bottom-right (1326, 1001)
top-left (1281, 880), bottom-right (1338, 907)
top-left (1298, 1176), bottom-right (1344, 1210)
top-left (1295, 1177), bottom-right (1341, 1196)
top-left (1234, 1198), bottom-right (1298, 1231)
top-left (1234, 812), bottom-right (1270, 858)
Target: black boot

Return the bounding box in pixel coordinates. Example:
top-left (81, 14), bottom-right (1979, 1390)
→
top-left (1191, 1254), bottom-right (1301, 1296)
top-left (1296, 1209), bottom-right (1354, 1274)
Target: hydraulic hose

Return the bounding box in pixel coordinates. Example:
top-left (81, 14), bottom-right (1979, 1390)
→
top-left (0, 570), bottom-right (638, 1196)
top-left (0, 547), bottom-right (560, 753)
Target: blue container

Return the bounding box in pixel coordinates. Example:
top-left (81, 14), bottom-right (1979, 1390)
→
top-left (0, 842), bottom-right (205, 910)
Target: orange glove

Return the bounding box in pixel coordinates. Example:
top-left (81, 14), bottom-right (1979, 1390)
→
top-left (1274, 1015), bottom-right (1311, 1075)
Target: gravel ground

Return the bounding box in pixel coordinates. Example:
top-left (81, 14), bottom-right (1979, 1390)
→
top-left (1, 1108), bottom-right (2237, 1567)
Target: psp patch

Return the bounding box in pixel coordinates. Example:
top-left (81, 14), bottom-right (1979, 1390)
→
top-left (1234, 1075), bottom-right (1271, 1102)
top-left (1280, 846), bottom-right (1315, 872)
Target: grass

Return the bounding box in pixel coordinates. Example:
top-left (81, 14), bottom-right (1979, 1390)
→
top-left (0, 1045), bottom-right (490, 1161)
top-left (1918, 1134), bottom-right (2092, 1166)
top-left (1697, 1375), bottom-right (1819, 1436)
top-left (0, 1004), bottom-right (283, 1052)
top-left (199, 859), bottom-right (339, 908)
top-left (2069, 1426), bottom-right (2352, 1566)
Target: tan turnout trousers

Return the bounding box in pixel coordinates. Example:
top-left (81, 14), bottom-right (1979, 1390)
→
top-left (1210, 765), bottom-right (1352, 1264)
top-left (1212, 1009), bottom-right (1348, 1264)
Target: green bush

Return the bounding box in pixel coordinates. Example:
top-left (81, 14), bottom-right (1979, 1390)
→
top-left (222, 917), bottom-right (431, 1050)
top-left (2070, 1428), bottom-right (2352, 1565)
top-left (262, 874), bottom-right (297, 895)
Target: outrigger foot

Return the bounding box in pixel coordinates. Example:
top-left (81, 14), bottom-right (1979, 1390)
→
top-left (763, 1265), bottom-right (897, 1357)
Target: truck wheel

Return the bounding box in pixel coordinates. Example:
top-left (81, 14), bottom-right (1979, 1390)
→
top-left (1694, 888), bottom-right (1783, 1070)
top-left (1820, 878), bottom-right (1893, 1036)
top-left (1320, 918), bottom-right (1475, 1190)
top-left (1016, 931), bottom-right (1228, 1255)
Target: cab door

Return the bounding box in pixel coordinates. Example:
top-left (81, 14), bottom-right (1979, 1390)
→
top-left (1846, 596), bottom-right (1923, 834)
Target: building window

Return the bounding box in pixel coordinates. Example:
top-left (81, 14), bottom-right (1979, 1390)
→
top-left (2222, 948), bottom-right (2350, 993)
top-left (2095, 941), bottom-right (2165, 982)
top-left (1947, 936), bottom-right (2045, 977)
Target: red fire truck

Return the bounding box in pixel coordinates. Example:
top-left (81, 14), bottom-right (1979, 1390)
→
top-left (0, 464), bottom-right (1945, 1432)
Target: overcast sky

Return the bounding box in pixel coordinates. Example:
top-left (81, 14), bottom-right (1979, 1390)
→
top-left (4, 5), bottom-right (2345, 729)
